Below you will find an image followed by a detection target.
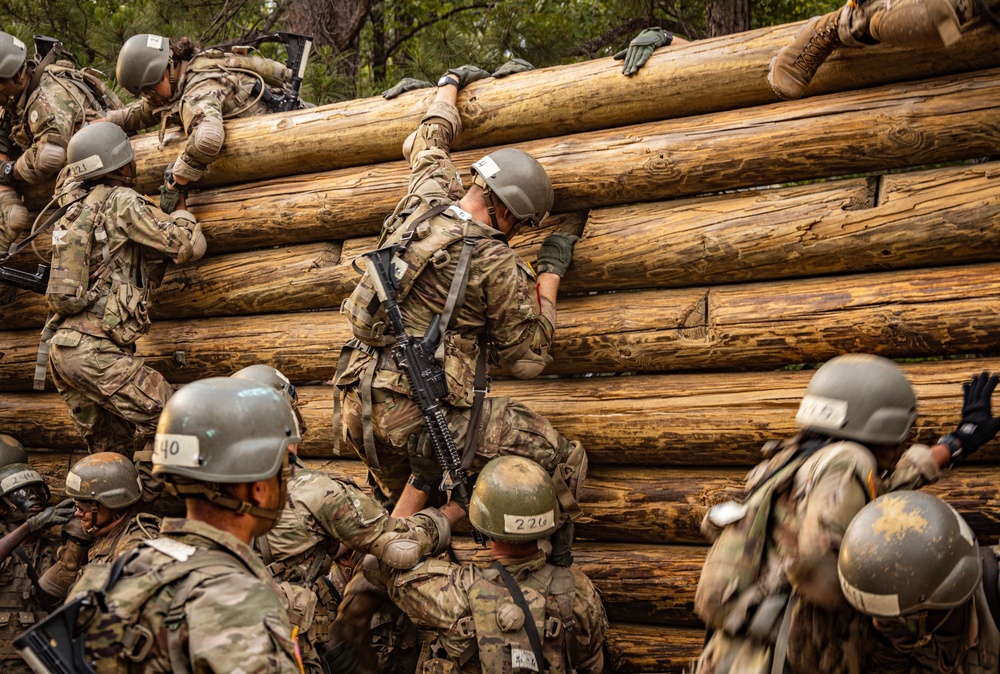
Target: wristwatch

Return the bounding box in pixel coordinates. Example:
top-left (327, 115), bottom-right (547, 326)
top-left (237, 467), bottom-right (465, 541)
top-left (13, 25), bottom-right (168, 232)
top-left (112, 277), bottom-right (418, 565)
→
top-left (0, 160), bottom-right (15, 186)
top-left (437, 74), bottom-right (460, 88)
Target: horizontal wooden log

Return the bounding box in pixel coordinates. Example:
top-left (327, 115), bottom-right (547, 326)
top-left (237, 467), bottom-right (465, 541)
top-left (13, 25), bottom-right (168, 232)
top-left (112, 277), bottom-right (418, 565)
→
top-left (2, 262), bottom-right (999, 389)
top-left (182, 68), bottom-right (1000, 253)
top-left (7, 358), bottom-right (1000, 464)
top-left (20, 23), bottom-right (996, 207)
top-left (605, 623), bottom-right (702, 673)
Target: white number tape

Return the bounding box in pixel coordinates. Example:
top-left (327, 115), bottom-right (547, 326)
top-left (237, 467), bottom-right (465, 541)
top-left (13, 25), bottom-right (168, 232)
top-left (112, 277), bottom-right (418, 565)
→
top-left (503, 509), bottom-right (554, 535)
top-left (153, 433), bottom-right (200, 467)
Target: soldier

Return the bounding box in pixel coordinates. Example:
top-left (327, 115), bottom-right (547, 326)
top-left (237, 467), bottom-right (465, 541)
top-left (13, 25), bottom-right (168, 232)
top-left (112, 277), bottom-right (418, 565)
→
top-left (0, 32), bottom-right (121, 251)
top-left (693, 357), bottom-right (1000, 674)
top-left (43, 121), bottom-right (206, 500)
top-left (106, 34), bottom-right (298, 212)
top-left (36, 452), bottom-right (159, 603)
top-left (369, 455), bottom-right (606, 674)
top-left (232, 364), bottom-right (451, 673)
top-left (0, 462), bottom-right (74, 672)
top-left (613, 27), bottom-right (690, 76)
top-left (839, 490), bottom-right (999, 673)
top-left (335, 67), bottom-right (587, 544)
top-left (768, 0), bottom-right (1000, 100)
top-left (62, 376), bottom-right (303, 672)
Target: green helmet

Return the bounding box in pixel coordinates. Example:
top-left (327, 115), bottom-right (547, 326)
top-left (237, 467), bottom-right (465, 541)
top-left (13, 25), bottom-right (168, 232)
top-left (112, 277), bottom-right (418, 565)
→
top-left (0, 435), bottom-right (28, 469)
top-left (0, 32), bottom-right (27, 80)
top-left (470, 148), bottom-right (554, 227)
top-left (839, 491), bottom-right (980, 617)
top-left (469, 455), bottom-right (559, 543)
top-left (116, 34), bottom-right (170, 96)
top-left (65, 122), bottom-right (135, 181)
top-left (152, 377), bottom-right (299, 484)
top-left (0, 462), bottom-right (48, 500)
top-left (66, 453), bottom-right (142, 510)
top-left (795, 354), bottom-right (916, 445)
top-left (231, 365), bottom-right (297, 406)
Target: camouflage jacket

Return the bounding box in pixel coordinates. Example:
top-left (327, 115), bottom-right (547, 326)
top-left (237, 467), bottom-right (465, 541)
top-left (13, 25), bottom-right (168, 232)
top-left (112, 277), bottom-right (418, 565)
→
top-left (388, 550), bottom-right (606, 674)
top-left (69, 517), bottom-right (300, 674)
top-left (3, 63), bottom-right (115, 186)
top-left (0, 530), bottom-right (59, 667)
top-left (87, 511), bottom-right (160, 565)
top-left (46, 180), bottom-right (204, 343)
top-left (339, 100), bottom-right (556, 406)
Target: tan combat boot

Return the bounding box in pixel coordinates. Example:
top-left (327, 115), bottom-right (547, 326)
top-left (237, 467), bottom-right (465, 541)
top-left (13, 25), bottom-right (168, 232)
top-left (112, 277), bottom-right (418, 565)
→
top-left (768, 10), bottom-right (845, 100)
top-left (868, 0), bottom-right (963, 47)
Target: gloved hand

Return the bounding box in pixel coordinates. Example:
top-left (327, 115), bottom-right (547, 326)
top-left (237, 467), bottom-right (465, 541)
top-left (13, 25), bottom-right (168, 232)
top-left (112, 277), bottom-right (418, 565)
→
top-left (614, 27), bottom-right (673, 76)
top-left (940, 372), bottom-right (1000, 465)
top-left (492, 58), bottom-right (534, 78)
top-left (158, 164), bottom-right (188, 213)
top-left (320, 640), bottom-right (359, 674)
top-left (445, 65), bottom-right (491, 89)
top-left (534, 233), bottom-right (579, 277)
top-left (28, 498), bottom-right (75, 533)
top-left (61, 514), bottom-right (95, 546)
top-left (381, 77), bottom-right (433, 100)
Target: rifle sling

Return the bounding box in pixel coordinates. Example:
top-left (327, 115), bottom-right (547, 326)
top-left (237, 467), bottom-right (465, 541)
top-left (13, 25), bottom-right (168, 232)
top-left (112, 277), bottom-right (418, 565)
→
top-left (2, 196), bottom-right (83, 264)
top-left (492, 561), bottom-right (546, 673)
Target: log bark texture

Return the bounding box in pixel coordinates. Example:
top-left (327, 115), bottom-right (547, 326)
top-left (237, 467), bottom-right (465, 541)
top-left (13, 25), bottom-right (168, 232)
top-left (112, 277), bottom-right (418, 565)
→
top-left (6, 358), bottom-right (999, 462)
top-left (171, 69), bottom-right (1000, 253)
top-left (3, 262), bottom-right (999, 390)
top-left (20, 24), bottom-right (997, 204)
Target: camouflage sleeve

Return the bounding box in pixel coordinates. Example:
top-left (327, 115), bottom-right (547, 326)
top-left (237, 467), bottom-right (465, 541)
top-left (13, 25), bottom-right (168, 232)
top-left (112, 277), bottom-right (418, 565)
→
top-left (480, 243), bottom-right (555, 378)
top-left (13, 85), bottom-right (75, 184)
top-left (570, 569), bottom-right (608, 674)
top-left (786, 452), bottom-right (876, 609)
top-left (298, 472), bottom-right (392, 548)
top-left (117, 190), bottom-right (206, 264)
top-left (884, 443), bottom-right (942, 492)
top-left (388, 559), bottom-right (475, 658)
top-left (174, 80), bottom-right (229, 182)
top-left (185, 572), bottom-right (301, 674)
top-left (104, 99), bottom-right (157, 132)
top-left (404, 100), bottom-right (465, 205)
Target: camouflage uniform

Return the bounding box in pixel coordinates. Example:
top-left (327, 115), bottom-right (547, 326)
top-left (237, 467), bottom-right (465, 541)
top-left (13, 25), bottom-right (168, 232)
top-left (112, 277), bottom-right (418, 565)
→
top-left (0, 528), bottom-right (59, 673)
top-left (695, 437), bottom-right (942, 674)
top-left (387, 550), bottom-right (606, 673)
top-left (68, 517), bottom-right (300, 673)
top-left (105, 51), bottom-right (277, 183)
top-left (337, 99), bottom-right (586, 512)
top-left (260, 464), bottom-right (444, 673)
top-left (0, 62), bottom-right (118, 249)
top-left (45, 179), bottom-right (205, 489)
top-left (86, 511), bottom-right (160, 564)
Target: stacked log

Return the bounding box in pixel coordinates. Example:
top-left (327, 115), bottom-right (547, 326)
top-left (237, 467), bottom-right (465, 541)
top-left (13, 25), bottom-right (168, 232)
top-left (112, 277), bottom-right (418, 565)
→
top-left (4, 19), bottom-right (1000, 672)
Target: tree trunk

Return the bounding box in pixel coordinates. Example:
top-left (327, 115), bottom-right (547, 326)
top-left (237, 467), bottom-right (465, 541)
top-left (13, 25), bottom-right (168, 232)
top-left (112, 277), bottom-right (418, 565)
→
top-left (706, 0), bottom-right (750, 36)
top-left (21, 25), bottom-right (1000, 207)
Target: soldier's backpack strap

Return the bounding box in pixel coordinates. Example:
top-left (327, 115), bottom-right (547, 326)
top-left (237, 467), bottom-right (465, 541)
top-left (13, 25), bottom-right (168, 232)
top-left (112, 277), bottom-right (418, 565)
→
top-left (549, 566), bottom-right (578, 674)
top-left (491, 561), bottom-right (545, 674)
top-left (981, 545), bottom-right (1000, 628)
top-left (256, 534), bottom-right (275, 566)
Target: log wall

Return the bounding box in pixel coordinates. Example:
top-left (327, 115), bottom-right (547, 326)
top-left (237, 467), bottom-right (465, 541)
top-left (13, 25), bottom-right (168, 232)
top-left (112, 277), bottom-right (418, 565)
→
top-left (5, 18), bottom-right (1000, 672)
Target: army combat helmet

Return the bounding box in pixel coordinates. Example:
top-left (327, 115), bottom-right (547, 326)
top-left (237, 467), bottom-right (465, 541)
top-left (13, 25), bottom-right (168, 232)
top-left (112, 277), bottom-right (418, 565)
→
top-left (470, 148), bottom-right (554, 228)
top-left (0, 32), bottom-right (27, 80)
top-left (0, 434), bottom-right (28, 469)
top-left (66, 453), bottom-right (143, 510)
top-left (64, 122), bottom-right (135, 182)
top-left (153, 377), bottom-right (299, 520)
top-left (839, 491), bottom-right (980, 618)
top-left (231, 364), bottom-right (307, 438)
top-left (469, 455), bottom-right (559, 543)
top-left (795, 354), bottom-right (917, 445)
top-left (0, 462), bottom-right (49, 509)
top-left (116, 34), bottom-right (170, 96)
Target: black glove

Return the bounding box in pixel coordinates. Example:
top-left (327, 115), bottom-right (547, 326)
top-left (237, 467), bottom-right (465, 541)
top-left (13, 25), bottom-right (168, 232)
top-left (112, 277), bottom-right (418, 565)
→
top-left (940, 372), bottom-right (1000, 465)
top-left (614, 27), bottom-right (673, 76)
top-left (492, 58), bottom-right (534, 78)
top-left (445, 65), bottom-right (491, 89)
top-left (407, 434), bottom-right (442, 491)
top-left (320, 640), bottom-right (359, 674)
top-left (158, 164), bottom-right (189, 213)
top-left (534, 233), bottom-right (579, 277)
top-left (28, 498), bottom-right (75, 533)
top-left (549, 519), bottom-right (575, 567)
top-left (381, 77), bottom-right (433, 100)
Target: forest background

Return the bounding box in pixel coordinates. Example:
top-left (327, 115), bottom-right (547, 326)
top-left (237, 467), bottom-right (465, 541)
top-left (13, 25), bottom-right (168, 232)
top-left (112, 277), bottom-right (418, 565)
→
top-left (3, 0), bottom-right (841, 105)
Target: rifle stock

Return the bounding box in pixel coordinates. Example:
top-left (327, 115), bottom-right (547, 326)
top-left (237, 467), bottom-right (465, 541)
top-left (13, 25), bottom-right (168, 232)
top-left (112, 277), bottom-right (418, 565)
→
top-left (0, 263), bottom-right (49, 294)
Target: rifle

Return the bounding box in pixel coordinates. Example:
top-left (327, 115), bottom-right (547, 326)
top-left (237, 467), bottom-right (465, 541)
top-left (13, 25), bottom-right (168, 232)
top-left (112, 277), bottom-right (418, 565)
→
top-left (14, 592), bottom-right (97, 674)
top-left (362, 245), bottom-right (482, 540)
top-left (242, 32), bottom-right (313, 112)
top-left (0, 263), bottom-right (49, 294)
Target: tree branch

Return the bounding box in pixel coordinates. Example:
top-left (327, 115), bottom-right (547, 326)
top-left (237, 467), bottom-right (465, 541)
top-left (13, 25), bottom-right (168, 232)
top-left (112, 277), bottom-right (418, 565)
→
top-left (566, 17), bottom-right (650, 58)
top-left (383, 2), bottom-right (491, 58)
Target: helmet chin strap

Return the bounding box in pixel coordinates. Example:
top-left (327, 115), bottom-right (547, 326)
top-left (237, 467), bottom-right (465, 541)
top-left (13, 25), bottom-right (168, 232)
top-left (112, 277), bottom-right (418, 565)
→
top-left (474, 175), bottom-right (502, 231)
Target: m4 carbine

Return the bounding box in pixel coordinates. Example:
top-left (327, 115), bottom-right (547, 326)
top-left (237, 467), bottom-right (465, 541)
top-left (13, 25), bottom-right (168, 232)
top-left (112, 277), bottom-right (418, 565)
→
top-left (0, 263), bottom-right (49, 294)
top-left (244, 32), bottom-right (313, 112)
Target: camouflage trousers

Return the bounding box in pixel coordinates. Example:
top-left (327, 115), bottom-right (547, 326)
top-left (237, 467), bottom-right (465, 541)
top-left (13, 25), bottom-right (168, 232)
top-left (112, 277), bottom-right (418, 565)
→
top-left (845, 0), bottom-right (999, 39)
top-left (48, 329), bottom-right (171, 498)
top-left (341, 386), bottom-right (586, 512)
